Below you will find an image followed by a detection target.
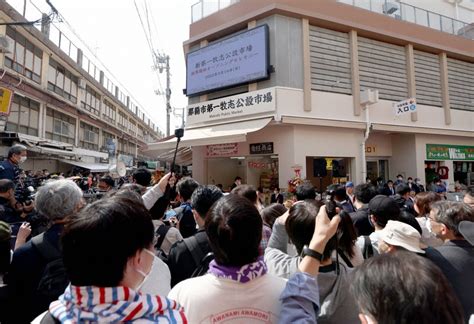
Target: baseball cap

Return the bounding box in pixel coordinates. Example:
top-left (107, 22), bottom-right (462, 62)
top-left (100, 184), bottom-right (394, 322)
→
top-left (459, 221), bottom-right (474, 246)
top-left (345, 181), bottom-right (354, 188)
top-left (368, 195), bottom-right (400, 219)
top-left (0, 221), bottom-right (11, 242)
top-left (379, 220), bottom-right (425, 254)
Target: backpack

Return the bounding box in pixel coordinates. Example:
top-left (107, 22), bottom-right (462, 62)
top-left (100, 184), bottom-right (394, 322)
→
top-left (31, 233), bottom-right (69, 301)
top-left (183, 235), bottom-right (214, 278)
top-left (362, 235), bottom-right (377, 259)
top-left (154, 224), bottom-right (171, 250)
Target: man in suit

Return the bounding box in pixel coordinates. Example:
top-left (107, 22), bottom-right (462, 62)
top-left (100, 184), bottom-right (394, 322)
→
top-left (270, 187), bottom-right (283, 204)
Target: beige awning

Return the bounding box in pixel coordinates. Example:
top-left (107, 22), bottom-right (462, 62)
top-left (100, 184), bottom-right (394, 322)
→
top-left (145, 117), bottom-right (272, 155)
top-left (60, 160), bottom-right (110, 172)
top-left (156, 147), bottom-right (193, 166)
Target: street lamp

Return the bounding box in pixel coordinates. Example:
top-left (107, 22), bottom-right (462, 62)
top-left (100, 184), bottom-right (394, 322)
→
top-left (360, 89), bottom-right (379, 183)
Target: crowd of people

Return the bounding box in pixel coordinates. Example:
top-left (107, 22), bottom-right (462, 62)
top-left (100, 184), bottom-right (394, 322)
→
top-left (0, 144), bottom-right (473, 323)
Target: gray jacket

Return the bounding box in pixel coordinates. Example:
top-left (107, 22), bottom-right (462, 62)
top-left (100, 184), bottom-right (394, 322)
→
top-left (265, 222), bottom-right (359, 324)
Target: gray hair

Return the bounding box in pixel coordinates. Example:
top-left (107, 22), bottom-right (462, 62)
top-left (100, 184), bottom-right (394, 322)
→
top-left (8, 144), bottom-right (27, 158)
top-left (431, 201), bottom-right (474, 237)
top-left (35, 179), bottom-right (83, 221)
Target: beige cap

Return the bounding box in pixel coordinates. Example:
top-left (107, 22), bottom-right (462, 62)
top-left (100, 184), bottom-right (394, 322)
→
top-left (380, 220), bottom-right (425, 254)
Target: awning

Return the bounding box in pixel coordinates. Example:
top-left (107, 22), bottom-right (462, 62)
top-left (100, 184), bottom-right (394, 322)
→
top-left (145, 118), bottom-right (272, 155)
top-left (156, 147), bottom-right (193, 166)
top-left (28, 146), bottom-right (77, 157)
top-left (60, 159), bottom-right (110, 172)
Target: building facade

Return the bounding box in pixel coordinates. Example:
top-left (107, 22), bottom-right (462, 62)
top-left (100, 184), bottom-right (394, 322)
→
top-left (147, 0), bottom-right (474, 192)
top-left (0, 1), bottom-right (162, 174)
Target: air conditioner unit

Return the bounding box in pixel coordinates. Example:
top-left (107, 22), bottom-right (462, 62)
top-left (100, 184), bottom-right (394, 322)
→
top-left (0, 36), bottom-right (11, 53)
top-left (383, 2), bottom-right (399, 15)
top-left (78, 78), bottom-right (86, 90)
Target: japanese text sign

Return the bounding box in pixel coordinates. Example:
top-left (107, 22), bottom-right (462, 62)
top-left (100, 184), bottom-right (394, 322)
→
top-left (394, 98), bottom-right (417, 116)
top-left (206, 143), bottom-right (239, 157)
top-left (426, 144), bottom-right (474, 161)
top-left (250, 142), bottom-right (273, 155)
top-left (186, 88), bottom-right (275, 125)
top-left (186, 25), bottom-right (269, 96)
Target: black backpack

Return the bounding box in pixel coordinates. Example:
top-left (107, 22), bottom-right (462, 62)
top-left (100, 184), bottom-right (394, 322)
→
top-left (31, 233), bottom-right (69, 301)
top-left (362, 235), bottom-right (378, 259)
top-left (183, 236), bottom-right (214, 278)
top-left (154, 224), bottom-right (171, 250)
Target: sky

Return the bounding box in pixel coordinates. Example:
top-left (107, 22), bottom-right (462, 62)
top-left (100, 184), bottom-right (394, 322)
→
top-left (8, 0), bottom-right (196, 135)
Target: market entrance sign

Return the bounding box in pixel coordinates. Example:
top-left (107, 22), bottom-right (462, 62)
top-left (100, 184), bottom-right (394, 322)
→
top-left (186, 88), bottom-right (276, 125)
top-left (426, 144), bottom-right (474, 161)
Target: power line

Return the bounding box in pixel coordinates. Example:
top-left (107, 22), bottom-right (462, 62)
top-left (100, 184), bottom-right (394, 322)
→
top-left (27, 0), bottom-right (163, 131)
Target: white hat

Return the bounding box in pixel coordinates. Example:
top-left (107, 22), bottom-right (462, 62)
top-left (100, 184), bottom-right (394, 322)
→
top-left (380, 220), bottom-right (425, 254)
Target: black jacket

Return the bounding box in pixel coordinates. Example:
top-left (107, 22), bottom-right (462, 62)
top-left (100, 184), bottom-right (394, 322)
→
top-left (166, 229), bottom-right (210, 287)
top-left (350, 206), bottom-right (374, 237)
top-left (5, 224), bottom-right (63, 323)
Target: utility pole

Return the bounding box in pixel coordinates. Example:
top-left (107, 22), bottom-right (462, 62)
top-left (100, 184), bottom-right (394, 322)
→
top-left (156, 53), bottom-right (171, 136)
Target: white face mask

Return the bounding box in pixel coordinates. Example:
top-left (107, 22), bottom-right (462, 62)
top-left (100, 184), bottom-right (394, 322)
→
top-left (19, 156), bottom-right (27, 163)
top-left (134, 249), bottom-right (155, 291)
top-left (426, 218), bottom-right (432, 233)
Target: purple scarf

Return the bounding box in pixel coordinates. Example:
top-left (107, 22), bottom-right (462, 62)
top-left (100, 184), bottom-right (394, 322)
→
top-left (208, 257), bottom-right (267, 283)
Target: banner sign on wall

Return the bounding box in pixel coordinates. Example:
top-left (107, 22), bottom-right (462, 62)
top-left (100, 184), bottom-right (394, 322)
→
top-left (426, 144), bottom-right (474, 161)
top-left (206, 143), bottom-right (239, 157)
top-left (186, 88), bottom-right (275, 125)
top-left (394, 98), bottom-right (417, 116)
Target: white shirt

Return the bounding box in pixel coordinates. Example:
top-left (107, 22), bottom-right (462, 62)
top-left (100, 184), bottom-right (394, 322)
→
top-left (140, 256), bottom-right (171, 296)
top-left (168, 273), bottom-right (287, 323)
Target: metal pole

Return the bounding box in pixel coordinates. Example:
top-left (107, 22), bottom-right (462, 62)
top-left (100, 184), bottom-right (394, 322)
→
top-left (362, 104), bottom-right (370, 183)
top-left (166, 55), bottom-right (171, 137)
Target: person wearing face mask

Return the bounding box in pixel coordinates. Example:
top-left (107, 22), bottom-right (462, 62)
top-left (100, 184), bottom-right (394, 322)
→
top-left (0, 144), bottom-right (28, 183)
top-left (32, 193), bottom-right (186, 323)
top-left (424, 201), bottom-right (474, 322)
top-left (6, 179), bottom-right (85, 323)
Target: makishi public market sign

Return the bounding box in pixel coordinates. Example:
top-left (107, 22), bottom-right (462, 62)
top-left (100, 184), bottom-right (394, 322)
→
top-left (426, 144), bottom-right (474, 161)
top-left (186, 88), bottom-right (276, 125)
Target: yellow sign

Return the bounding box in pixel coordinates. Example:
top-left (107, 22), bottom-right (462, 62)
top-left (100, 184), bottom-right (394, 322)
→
top-left (0, 87), bottom-right (13, 116)
top-left (325, 158), bottom-right (333, 170)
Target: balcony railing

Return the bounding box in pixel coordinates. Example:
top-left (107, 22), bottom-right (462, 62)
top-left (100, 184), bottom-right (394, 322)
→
top-left (338, 0), bottom-right (472, 39)
top-left (191, 0), bottom-right (240, 23)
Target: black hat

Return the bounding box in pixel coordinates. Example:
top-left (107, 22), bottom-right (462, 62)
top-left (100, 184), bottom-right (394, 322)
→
top-left (369, 195), bottom-right (400, 219)
top-left (459, 221), bottom-right (474, 246)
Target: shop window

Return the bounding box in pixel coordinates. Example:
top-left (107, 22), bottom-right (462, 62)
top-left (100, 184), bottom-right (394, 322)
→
top-left (4, 27), bottom-right (42, 84)
top-left (5, 95), bottom-right (40, 136)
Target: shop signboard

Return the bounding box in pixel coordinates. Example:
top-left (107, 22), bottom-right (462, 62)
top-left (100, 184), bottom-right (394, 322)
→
top-left (426, 144), bottom-right (474, 161)
top-left (394, 98), bottom-right (416, 116)
top-left (250, 142), bottom-right (273, 155)
top-left (206, 143), bottom-right (239, 157)
top-left (0, 87), bottom-right (14, 116)
top-left (186, 88), bottom-right (275, 125)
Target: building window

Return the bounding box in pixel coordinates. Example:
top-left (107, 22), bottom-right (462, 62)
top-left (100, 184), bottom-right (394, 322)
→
top-left (47, 58), bottom-right (78, 103)
top-left (129, 120), bottom-right (137, 136)
top-left (137, 126), bottom-right (144, 140)
top-left (45, 108), bottom-right (76, 144)
top-left (80, 85), bottom-right (101, 116)
top-left (103, 100), bottom-right (116, 123)
top-left (4, 27), bottom-right (42, 84)
top-left (118, 111), bottom-right (127, 131)
top-left (5, 95), bottom-right (39, 136)
top-left (80, 122), bottom-right (99, 150)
